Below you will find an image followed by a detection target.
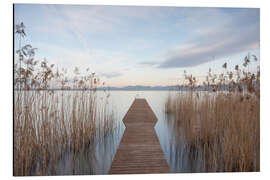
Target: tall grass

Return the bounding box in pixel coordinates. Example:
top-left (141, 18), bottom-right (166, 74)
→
top-left (165, 55), bottom-right (260, 172)
top-left (14, 88), bottom-right (119, 175)
top-left (14, 22), bottom-right (119, 175)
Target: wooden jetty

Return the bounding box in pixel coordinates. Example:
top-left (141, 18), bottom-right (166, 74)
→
top-left (109, 98), bottom-right (170, 174)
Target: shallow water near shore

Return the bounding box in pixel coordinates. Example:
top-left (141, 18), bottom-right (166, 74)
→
top-left (95, 90), bottom-right (202, 173)
top-left (15, 90), bottom-right (203, 175)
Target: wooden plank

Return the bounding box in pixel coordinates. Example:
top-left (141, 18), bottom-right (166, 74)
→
top-left (109, 98), bottom-right (170, 174)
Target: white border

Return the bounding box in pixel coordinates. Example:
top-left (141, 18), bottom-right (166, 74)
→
top-left (1, 0), bottom-right (269, 180)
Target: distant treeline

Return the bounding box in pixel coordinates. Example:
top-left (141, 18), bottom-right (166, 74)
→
top-left (14, 83), bottom-right (255, 92)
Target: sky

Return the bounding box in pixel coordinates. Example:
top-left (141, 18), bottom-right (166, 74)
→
top-left (14, 4), bottom-right (260, 87)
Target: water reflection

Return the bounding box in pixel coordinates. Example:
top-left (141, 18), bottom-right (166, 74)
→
top-left (102, 90), bottom-right (203, 173)
top-left (53, 120), bottom-right (125, 175)
top-left (159, 113), bottom-right (204, 173)
top-left (103, 90), bottom-right (203, 173)
top-left (33, 91), bottom-right (204, 174)
top-left (148, 91), bottom-right (203, 173)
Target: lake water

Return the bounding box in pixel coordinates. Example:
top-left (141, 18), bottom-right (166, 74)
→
top-left (15, 89), bottom-right (259, 175)
top-left (15, 90), bottom-right (200, 174)
top-left (91, 90), bottom-right (201, 174)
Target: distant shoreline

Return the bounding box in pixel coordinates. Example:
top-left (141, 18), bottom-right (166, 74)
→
top-left (13, 84), bottom-right (236, 92)
top-left (13, 89), bottom-right (181, 91)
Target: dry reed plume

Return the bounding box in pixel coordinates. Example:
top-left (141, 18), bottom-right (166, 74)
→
top-left (14, 22), bottom-right (118, 176)
top-left (165, 54), bottom-right (260, 172)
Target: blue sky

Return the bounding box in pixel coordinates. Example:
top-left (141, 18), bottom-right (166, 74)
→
top-left (14, 4), bottom-right (260, 87)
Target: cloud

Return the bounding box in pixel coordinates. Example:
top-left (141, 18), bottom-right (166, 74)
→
top-left (33, 42), bottom-right (133, 78)
top-left (140, 61), bottom-right (159, 66)
top-left (29, 5), bottom-right (180, 58)
top-left (100, 72), bottom-right (122, 78)
top-left (38, 5), bottom-right (175, 34)
top-left (159, 8), bottom-right (260, 68)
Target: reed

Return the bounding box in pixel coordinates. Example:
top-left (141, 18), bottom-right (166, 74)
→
top-left (14, 89), bottom-right (118, 175)
top-left (165, 55), bottom-right (260, 172)
top-left (14, 22), bottom-right (118, 175)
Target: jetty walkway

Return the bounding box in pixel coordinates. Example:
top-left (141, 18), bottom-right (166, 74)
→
top-left (109, 98), bottom-right (170, 174)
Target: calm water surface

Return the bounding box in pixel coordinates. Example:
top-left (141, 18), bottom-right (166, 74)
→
top-left (93, 90), bottom-right (202, 174)
top-left (23, 90), bottom-right (201, 174)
